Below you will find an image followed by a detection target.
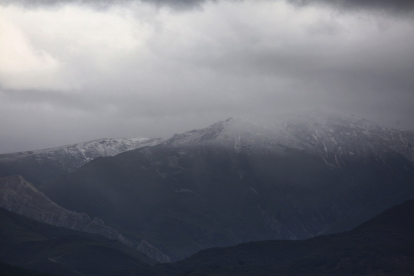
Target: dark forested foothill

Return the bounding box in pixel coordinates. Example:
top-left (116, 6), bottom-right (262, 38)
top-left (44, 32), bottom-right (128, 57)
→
top-left (0, 207), bottom-right (156, 276)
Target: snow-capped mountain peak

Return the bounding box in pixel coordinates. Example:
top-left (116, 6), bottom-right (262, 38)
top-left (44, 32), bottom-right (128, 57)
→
top-left (164, 110), bottom-right (414, 163)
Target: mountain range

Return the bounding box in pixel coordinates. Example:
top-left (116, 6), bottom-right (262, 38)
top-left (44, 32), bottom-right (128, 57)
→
top-left (1, 109), bottom-right (413, 267)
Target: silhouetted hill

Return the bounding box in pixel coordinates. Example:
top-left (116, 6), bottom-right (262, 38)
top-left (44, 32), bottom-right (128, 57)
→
top-left (154, 199), bottom-right (414, 275)
top-left (322, 187), bottom-right (414, 235)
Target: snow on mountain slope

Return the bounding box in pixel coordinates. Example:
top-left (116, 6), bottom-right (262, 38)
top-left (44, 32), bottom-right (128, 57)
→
top-left (0, 137), bottom-right (165, 187)
top-left (271, 110), bottom-right (414, 162)
top-left (166, 110), bottom-right (414, 165)
top-left (0, 137), bottom-right (164, 173)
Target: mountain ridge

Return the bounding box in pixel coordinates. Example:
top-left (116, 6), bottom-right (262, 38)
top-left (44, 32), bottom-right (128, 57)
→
top-left (165, 111), bottom-right (414, 163)
top-left (41, 111), bottom-right (414, 260)
top-left (0, 206), bottom-right (158, 276)
top-left (0, 137), bottom-right (164, 186)
top-left (2, 109), bottom-right (414, 261)
top-left (0, 175), bottom-right (170, 263)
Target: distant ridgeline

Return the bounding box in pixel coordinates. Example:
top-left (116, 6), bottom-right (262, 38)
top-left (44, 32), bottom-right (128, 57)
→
top-left (0, 137), bottom-right (163, 185)
top-left (156, 199), bottom-right (414, 276)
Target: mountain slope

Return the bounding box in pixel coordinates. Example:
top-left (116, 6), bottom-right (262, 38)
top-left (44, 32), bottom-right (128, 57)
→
top-left (0, 175), bottom-right (128, 242)
top-left (0, 175), bottom-right (170, 263)
top-left (0, 207), bottom-right (157, 276)
top-left (42, 111), bottom-right (414, 260)
top-left (158, 199), bottom-right (414, 276)
top-left (0, 138), bottom-right (163, 186)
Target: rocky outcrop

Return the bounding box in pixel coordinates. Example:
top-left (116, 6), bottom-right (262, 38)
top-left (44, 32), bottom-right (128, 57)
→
top-left (0, 175), bottom-right (91, 230)
top-left (137, 239), bottom-right (171, 263)
top-left (0, 174), bottom-right (171, 263)
top-left (0, 175), bottom-right (128, 244)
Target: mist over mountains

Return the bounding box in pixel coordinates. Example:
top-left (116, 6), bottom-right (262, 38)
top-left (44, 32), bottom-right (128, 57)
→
top-left (2, 0), bottom-right (414, 273)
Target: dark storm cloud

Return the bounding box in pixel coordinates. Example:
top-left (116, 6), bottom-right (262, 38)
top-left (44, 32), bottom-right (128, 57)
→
top-left (290, 0), bottom-right (414, 14)
top-left (2, 0), bottom-right (414, 13)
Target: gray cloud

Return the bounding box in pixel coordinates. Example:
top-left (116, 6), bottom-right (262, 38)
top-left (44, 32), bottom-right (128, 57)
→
top-left (290, 0), bottom-right (414, 14)
top-left (2, 0), bottom-right (414, 13)
top-left (0, 0), bottom-right (413, 154)
top-left (0, 0), bottom-right (211, 9)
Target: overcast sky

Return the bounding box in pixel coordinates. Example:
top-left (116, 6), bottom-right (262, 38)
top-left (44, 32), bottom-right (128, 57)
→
top-left (1, 0), bottom-right (414, 153)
